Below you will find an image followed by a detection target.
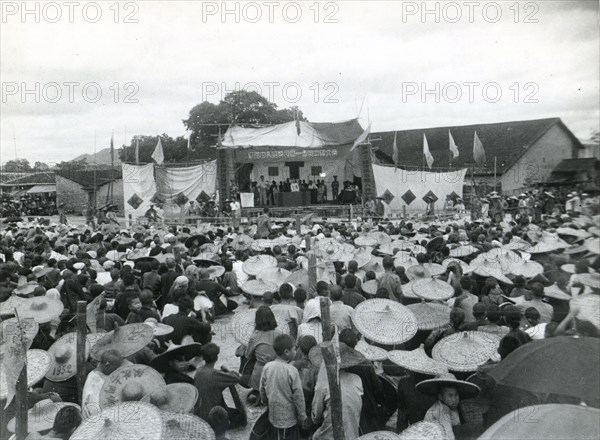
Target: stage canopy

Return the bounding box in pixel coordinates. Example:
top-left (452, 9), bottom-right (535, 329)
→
top-left (221, 119), bottom-right (364, 148)
top-left (27, 184), bottom-right (56, 194)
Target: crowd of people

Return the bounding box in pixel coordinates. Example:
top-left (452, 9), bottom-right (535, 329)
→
top-left (0, 187), bottom-right (599, 440)
top-left (1, 193), bottom-right (57, 219)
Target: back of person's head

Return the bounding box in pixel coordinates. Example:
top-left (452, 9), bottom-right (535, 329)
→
top-left (207, 406), bottom-right (229, 436)
top-left (201, 342), bottom-right (220, 364)
top-left (498, 334), bottom-right (521, 359)
top-left (90, 284), bottom-right (104, 298)
top-left (262, 291), bottom-right (274, 305)
top-left (345, 274), bottom-right (356, 289)
top-left (450, 308), bottom-right (466, 328)
top-left (140, 289), bottom-right (154, 306)
top-left (316, 281), bottom-right (330, 297)
top-left (177, 296), bottom-right (193, 313)
top-left (472, 303), bottom-right (487, 319)
top-left (255, 305), bottom-right (277, 331)
top-left (503, 305), bottom-right (522, 329)
top-left (166, 257), bottom-right (176, 269)
top-left (298, 335), bottom-right (317, 355)
top-left (575, 261), bottom-right (589, 274)
top-left (365, 270), bottom-right (376, 281)
top-left (513, 275), bottom-right (526, 288)
top-left (294, 287), bottom-right (307, 305)
top-left (348, 260), bottom-right (358, 273)
top-left (122, 272), bottom-right (136, 287)
top-left (383, 256), bottom-right (394, 270)
top-left (525, 307), bottom-right (540, 325)
top-left (52, 405), bottom-right (82, 436)
top-left (486, 304), bottom-right (502, 324)
top-left (339, 328), bottom-right (359, 348)
top-left (416, 253), bottom-right (428, 264)
top-left (110, 268), bottom-right (120, 281)
top-left (279, 283), bottom-right (293, 300)
top-left (273, 334), bottom-right (294, 356)
top-left (330, 284), bottom-right (343, 301)
top-left (530, 282), bottom-right (545, 299)
top-left (223, 260), bottom-right (233, 272)
top-left (33, 286), bottom-right (46, 297)
top-left (272, 245), bottom-right (282, 256)
top-left (172, 286), bottom-right (188, 304)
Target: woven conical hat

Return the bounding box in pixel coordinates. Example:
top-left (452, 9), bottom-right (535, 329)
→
top-left (432, 331), bottom-right (500, 372)
top-left (352, 299), bottom-right (417, 345)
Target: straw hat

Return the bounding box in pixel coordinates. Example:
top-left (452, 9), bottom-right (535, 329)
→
top-left (556, 227), bottom-right (590, 240)
top-left (563, 243), bottom-right (589, 255)
top-left (240, 279), bottom-right (278, 297)
top-left (0, 349), bottom-right (52, 400)
top-left (416, 372), bottom-right (480, 399)
top-left (352, 299), bottom-right (418, 345)
top-left (571, 294), bottom-right (600, 331)
top-left (70, 402), bottom-right (164, 440)
top-left (358, 431), bottom-right (402, 440)
top-left (143, 319), bottom-right (174, 337)
top-left (141, 383), bottom-right (198, 413)
top-left (250, 239), bottom-right (274, 252)
top-left (411, 278), bottom-right (454, 301)
top-left (231, 234), bottom-right (253, 251)
top-left (406, 265), bottom-right (432, 281)
top-left (544, 284), bottom-right (571, 301)
top-left (0, 316), bottom-right (39, 345)
top-left (471, 260), bottom-right (513, 285)
top-left (242, 255), bottom-right (278, 276)
top-left (257, 267), bottom-right (291, 287)
top-left (199, 243), bottom-right (220, 253)
top-left (15, 296), bottom-right (64, 323)
top-left (387, 345), bottom-right (447, 376)
top-left (578, 273), bottom-right (600, 289)
top-left (441, 258), bottom-right (473, 274)
top-left (162, 412), bottom-right (216, 440)
top-left (393, 252), bottom-right (418, 269)
top-left (46, 332), bottom-right (91, 382)
top-left (283, 265), bottom-right (337, 288)
top-left (309, 342), bottom-right (366, 369)
top-left (0, 295), bottom-right (26, 316)
top-left (432, 331), bottom-right (500, 372)
top-left (560, 264), bottom-right (577, 274)
top-left (206, 265), bottom-right (225, 280)
top-left (192, 252), bottom-right (220, 266)
top-left (355, 235), bottom-right (378, 247)
top-left (90, 323), bottom-right (155, 361)
top-left (355, 339), bottom-right (388, 361)
top-left (509, 260), bottom-right (544, 278)
top-left (368, 231), bottom-right (392, 245)
top-left (407, 302), bottom-right (452, 330)
top-left (585, 238), bottom-right (600, 255)
top-left (361, 279), bottom-right (378, 296)
top-left (352, 250), bottom-right (373, 268)
top-left (100, 364), bottom-right (166, 408)
top-left (448, 244), bottom-right (478, 258)
top-left (397, 421), bottom-right (447, 440)
top-left (363, 257), bottom-right (385, 277)
top-left (229, 308), bottom-right (291, 345)
top-left (13, 281), bottom-right (37, 297)
top-left (150, 342), bottom-right (203, 372)
top-left (7, 399), bottom-right (80, 433)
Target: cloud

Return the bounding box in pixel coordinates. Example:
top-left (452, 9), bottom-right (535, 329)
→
top-left (1, 1), bottom-right (598, 163)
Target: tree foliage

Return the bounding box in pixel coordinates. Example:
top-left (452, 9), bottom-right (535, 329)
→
top-left (183, 90), bottom-right (305, 155)
top-left (118, 91), bottom-right (306, 164)
top-left (2, 158), bottom-right (32, 172)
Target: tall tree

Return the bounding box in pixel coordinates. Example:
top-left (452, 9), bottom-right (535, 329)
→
top-left (2, 159), bottom-right (31, 172)
top-left (183, 90), bottom-right (305, 156)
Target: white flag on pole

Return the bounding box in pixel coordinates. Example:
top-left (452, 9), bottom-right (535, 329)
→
top-left (151, 138), bottom-right (164, 165)
top-left (449, 131), bottom-right (459, 159)
top-left (423, 134), bottom-right (434, 169)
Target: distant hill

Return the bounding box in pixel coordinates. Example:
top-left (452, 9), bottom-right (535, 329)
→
top-left (71, 147), bottom-right (122, 165)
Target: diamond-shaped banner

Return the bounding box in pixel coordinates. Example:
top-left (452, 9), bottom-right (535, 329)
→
top-left (448, 191), bottom-right (460, 201)
top-left (422, 190), bottom-right (438, 203)
top-left (150, 193), bottom-right (164, 205)
top-left (127, 193), bottom-right (143, 210)
top-left (401, 190), bottom-right (416, 205)
top-left (382, 190), bottom-right (395, 205)
top-left (196, 191), bottom-right (211, 204)
top-left (174, 193), bottom-right (189, 206)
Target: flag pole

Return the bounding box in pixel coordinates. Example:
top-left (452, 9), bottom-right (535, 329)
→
top-left (14, 311), bottom-right (29, 440)
top-left (494, 156), bottom-right (497, 191)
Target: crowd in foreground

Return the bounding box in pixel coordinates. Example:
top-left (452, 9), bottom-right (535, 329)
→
top-left (0, 191), bottom-right (599, 440)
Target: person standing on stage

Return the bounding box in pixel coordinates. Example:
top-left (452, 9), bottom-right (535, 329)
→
top-left (258, 175), bottom-right (268, 206)
top-left (230, 197), bottom-right (241, 230)
top-left (331, 176), bottom-right (339, 204)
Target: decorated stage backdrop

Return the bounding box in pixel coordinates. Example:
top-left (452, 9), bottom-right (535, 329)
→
top-left (122, 161), bottom-right (217, 220)
top-left (371, 164), bottom-right (468, 215)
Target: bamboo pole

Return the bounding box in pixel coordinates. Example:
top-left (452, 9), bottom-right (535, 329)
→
top-left (319, 341), bottom-right (345, 440)
top-left (15, 366), bottom-right (28, 440)
top-left (296, 214), bottom-right (302, 236)
top-left (76, 301), bottom-right (87, 405)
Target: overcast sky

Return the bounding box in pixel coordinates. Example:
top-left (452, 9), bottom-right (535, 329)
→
top-left (2, 0), bottom-right (599, 165)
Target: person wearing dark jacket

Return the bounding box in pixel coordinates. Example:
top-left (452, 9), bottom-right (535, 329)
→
top-left (162, 296), bottom-right (212, 345)
top-left (195, 268), bottom-right (238, 316)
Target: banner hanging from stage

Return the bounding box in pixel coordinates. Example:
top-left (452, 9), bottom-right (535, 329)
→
top-left (371, 164), bottom-right (468, 214)
top-left (122, 163), bottom-right (157, 221)
top-left (122, 161), bottom-right (217, 219)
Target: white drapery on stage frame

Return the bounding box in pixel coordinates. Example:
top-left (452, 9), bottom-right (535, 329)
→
top-left (371, 164), bottom-right (468, 215)
top-left (122, 161), bottom-right (217, 220)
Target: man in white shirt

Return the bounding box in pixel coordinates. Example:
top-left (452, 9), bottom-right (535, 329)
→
top-left (230, 198), bottom-right (241, 230)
